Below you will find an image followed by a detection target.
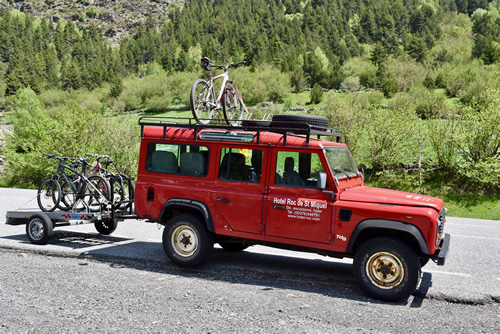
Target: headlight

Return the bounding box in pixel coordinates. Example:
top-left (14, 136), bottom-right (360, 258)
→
top-left (436, 207), bottom-right (447, 246)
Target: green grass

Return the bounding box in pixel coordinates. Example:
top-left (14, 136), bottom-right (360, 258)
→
top-left (439, 194), bottom-right (500, 220)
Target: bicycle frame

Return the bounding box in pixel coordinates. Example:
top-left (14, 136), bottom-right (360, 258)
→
top-left (54, 157), bottom-right (109, 210)
top-left (206, 66), bottom-right (230, 111)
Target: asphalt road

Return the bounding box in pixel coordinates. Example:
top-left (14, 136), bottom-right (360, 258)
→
top-left (1, 187), bottom-right (499, 332)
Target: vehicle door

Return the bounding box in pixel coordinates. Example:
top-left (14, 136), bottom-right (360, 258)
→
top-left (212, 145), bottom-right (267, 234)
top-left (265, 149), bottom-right (334, 243)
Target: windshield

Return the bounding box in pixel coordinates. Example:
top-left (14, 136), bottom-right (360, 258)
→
top-left (324, 146), bottom-right (359, 179)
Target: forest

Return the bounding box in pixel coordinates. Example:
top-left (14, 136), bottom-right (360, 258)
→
top-left (0, 0), bottom-right (498, 218)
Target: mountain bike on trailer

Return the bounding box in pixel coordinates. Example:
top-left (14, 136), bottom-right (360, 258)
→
top-left (37, 154), bottom-right (111, 213)
top-left (190, 57), bottom-right (249, 126)
top-left (85, 153), bottom-right (135, 211)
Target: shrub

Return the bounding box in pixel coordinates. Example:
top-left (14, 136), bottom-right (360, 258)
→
top-left (455, 157), bottom-right (500, 195)
top-left (356, 107), bottom-right (420, 171)
top-left (2, 88), bottom-right (140, 187)
top-left (310, 83), bottom-right (324, 104)
top-left (456, 89), bottom-right (500, 163)
top-left (236, 65), bottom-right (290, 105)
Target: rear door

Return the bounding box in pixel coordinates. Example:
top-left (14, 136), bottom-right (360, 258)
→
top-left (212, 145), bottom-right (267, 234)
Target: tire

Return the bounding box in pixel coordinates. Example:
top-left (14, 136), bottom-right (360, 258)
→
top-left (58, 178), bottom-right (75, 211)
top-left (37, 178), bottom-right (61, 212)
top-left (163, 213), bottom-right (214, 268)
top-left (219, 242), bottom-right (249, 252)
top-left (111, 174), bottom-right (134, 210)
top-left (26, 213), bottom-right (53, 245)
top-left (190, 79), bottom-right (216, 125)
top-left (353, 237), bottom-right (421, 302)
top-left (241, 119), bottom-right (272, 127)
top-left (271, 114), bottom-right (329, 129)
top-left (419, 256), bottom-right (430, 268)
top-left (94, 218), bottom-right (118, 235)
top-left (86, 175), bottom-right (111, 212)
top-left (222, 86), bottom-right (245, 126)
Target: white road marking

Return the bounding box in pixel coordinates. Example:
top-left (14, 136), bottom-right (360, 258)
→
top-left (451, 234), bottom-right (500, 241)
top-left (424, 269), bottom-right (471, 277)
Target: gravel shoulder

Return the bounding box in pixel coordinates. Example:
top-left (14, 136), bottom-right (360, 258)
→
top-left (1, 249), bottom-right (499, 333)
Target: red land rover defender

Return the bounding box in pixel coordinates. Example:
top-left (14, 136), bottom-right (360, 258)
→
top-left (135, 115), bottom-right (450, 302)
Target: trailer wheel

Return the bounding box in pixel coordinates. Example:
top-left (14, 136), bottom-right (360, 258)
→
top-left (94, 218), bottom-right (118, 235)
top-left (163, 213), bottom-right (213, 268)
top-left (26, 213), bottom-right (53, 245)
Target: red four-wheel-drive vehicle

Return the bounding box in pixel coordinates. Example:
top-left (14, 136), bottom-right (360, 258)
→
top-left (134, 115), bottom-right (450, 302)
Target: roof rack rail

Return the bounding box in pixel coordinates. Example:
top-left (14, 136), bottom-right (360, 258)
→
top-left (138, 116), bottom-right (342, 146)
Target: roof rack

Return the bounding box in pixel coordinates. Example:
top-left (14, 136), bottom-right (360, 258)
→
top-left (138, 116), bottom-right (342, 146)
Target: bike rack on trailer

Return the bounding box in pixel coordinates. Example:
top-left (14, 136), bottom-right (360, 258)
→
top-left (5, 204), bottom-right (137, 245)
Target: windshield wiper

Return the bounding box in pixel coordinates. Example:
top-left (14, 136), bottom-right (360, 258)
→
top-left (333, 168), bottom-right (351, 179)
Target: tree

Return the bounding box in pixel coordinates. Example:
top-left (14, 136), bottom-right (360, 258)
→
top-left (310, 83), bottom-right (324, 104)
top-left (407, 36), bottom-right (427, 63)
top-left (481, 39), bottom-right (500, 64)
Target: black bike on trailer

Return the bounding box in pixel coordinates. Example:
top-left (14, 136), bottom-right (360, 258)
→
top-left (37, 154), bottom-right (110, 213)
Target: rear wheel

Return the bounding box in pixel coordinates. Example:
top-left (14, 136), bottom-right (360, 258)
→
top-left (110, 174), bottom-right (134, 210)
top-left (353, 237), bottom-right (421, 302)
top-left (86, 175), bottom-right (111, 212)
top-left (222, 85), bottom-right (245, 126)
top-left (163, 213), bottom-right (214, 267)
top-left (190, 79), bottom-right (216, 125)
top-left (37, 178), bottom-right (61, 212)
top-left (26, 213), bottom-right (53, 245)
top-left (219, 242), bottom-right (249, 252)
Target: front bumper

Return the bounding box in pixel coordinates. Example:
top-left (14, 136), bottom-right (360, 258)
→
top-left (432, 233), bottom-right (451, 265)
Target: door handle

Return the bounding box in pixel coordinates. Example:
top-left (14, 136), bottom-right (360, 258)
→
top-left (272, 205), bottom-right (285, 210)
top-left (216, 198), bottom-right (230, 203)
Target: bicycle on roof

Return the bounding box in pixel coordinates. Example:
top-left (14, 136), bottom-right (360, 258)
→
top-left (190, 57), bottom-right (249, 126)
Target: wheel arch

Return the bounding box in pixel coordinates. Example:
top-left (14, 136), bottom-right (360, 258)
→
top-left (159, 198), bottom-right (214, 233)
top-left (346, 219), bottom-right (429, 256)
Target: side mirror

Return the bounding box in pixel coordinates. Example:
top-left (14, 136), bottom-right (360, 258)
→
top-left (317, 172), bottom-right (327, 189)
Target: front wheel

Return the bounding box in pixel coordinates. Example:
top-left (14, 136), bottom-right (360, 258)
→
top-left (222, 85), bottom-right (245, 126)
top-left (353, 237), bottom-right (421, 302)
top-left (163, 213), bottom-right (214, 267)
top-left (37, 178), bottom-right (61, 212)
top-left (190, 79), bottom-right (216, 125)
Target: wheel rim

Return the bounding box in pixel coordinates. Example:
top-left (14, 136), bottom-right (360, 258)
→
top-left (366, 251), bottom-right (404, 289)
top-left (194, 84), bottom-right (213, 125)
top-left (171, 225), bottom-right (199, 257)
top-left (28, 219), bottom-right (44, 241)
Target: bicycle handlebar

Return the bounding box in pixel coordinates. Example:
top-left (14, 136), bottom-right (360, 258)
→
top-left (208, 60), bottom-right (246, 71)
top-left (43, 153), bottom-right (72, 162)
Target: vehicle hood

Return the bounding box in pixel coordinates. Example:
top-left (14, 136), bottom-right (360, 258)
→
top-left (339, 185), bottom-right (444, 211)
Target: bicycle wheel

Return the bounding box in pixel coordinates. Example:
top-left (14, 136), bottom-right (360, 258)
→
top-left (86, 175), bottom-right (111, 212)
top-left (37, 178), bottom-right (61, 212)
top-left (59, 177), bottom-right (77, 211)
top-left (190, 79), bottom-right (216, 125)
top-left (113, 174), bottom-right (135, 210)
top-left (222, 85), bottom-right (245, 126)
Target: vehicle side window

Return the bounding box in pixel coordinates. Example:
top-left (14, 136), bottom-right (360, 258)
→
top-left (219, 148), bottom-right (262, 183)
top-left (275, 151), bottom-right (324, 188)
top-left (146, 143), bottom-right (209, 177)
